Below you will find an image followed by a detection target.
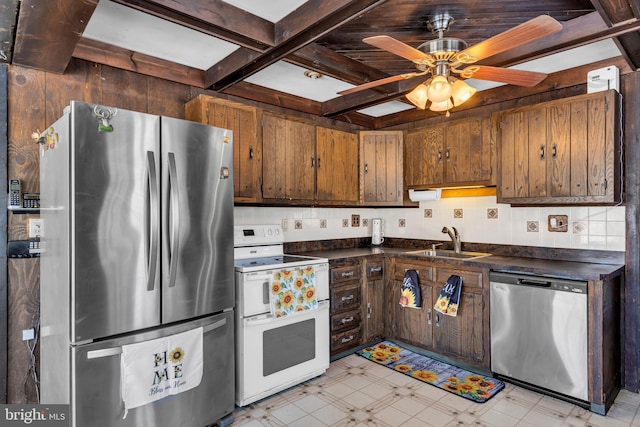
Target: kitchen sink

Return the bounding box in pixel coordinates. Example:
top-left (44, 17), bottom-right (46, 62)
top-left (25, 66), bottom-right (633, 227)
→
top-left (405, 249), bottom-right (492, 260)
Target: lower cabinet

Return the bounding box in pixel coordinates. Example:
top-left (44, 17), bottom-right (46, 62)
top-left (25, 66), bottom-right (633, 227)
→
top-left (329, 260), bottom-right (363, 356)
top-left (362, 257), bottom-right (385, 343)
top-left (387, 259), bottom-right (489, 370)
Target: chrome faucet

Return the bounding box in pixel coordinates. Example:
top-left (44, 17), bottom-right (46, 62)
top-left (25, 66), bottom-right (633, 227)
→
top-left (441, 226), bottom-right (461, 253)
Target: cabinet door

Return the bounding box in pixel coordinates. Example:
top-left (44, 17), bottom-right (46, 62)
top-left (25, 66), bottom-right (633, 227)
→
top-left (316, 127), bottom-right (359, 203)
top-left (404, 125), bottom-right (444, 187)
top-left (390, 279), bottom-right (433, 348)
top-left (444, 118), bottom-right (491, 185)
top-left (498, 90), bottom-right (620, 205)
top-left (432, 287), bottom-right (484, 364)
top-left (364, 276), bottom-right (385, 342)
top-left (360, 131), bottom-right (404, 205)
top-left (262, 114), bottom-right (316, 200)
top-left (207, 102), bottom-right (258, 201)
top-left (185, 96), bottom-right (260, 203)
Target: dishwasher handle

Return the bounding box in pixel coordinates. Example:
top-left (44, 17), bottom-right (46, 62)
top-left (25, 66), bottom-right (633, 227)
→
top-left (517, 278), bottom-right (551, 288)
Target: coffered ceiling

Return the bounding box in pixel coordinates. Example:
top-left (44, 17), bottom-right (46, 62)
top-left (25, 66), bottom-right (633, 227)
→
top-left (4, 0), bottom-right (640, 128)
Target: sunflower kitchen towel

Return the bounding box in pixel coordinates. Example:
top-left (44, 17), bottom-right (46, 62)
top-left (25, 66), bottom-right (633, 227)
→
top-left (399, 269), bottom-right (422, 308)
top-left (434, 275), bottom-right (462, 316)
top-left (269, 267), bottom-right (318, 317)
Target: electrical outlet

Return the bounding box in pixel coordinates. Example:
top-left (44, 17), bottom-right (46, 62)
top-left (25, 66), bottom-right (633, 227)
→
top-left (351, 214), bottom-right (360, 227)
top-left (548, 215), bottom-right (568, 232)
top-left (28, 219), bottom-right (42, 238)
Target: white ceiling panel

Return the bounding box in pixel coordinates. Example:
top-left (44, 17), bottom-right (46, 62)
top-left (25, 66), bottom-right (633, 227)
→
top-left (358, 101), bottom-right (415, 117)
top-left (245, 61), bottom-right (355, 102)
top-left (222, 0), bottom-right (309, 22)
top-left (83, 0), bottom-right (239, 70)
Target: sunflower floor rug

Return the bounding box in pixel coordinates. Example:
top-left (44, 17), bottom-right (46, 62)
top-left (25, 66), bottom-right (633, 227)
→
top-left (356, 341), bottom-right (504, 403)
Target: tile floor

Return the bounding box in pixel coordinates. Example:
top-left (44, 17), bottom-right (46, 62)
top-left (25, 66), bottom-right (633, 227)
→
top-left (232, 354), bottom-right (640, 427)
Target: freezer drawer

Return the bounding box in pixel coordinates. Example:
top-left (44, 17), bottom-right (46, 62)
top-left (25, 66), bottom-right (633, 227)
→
top-left (70, 312), bottom-right (234, 427)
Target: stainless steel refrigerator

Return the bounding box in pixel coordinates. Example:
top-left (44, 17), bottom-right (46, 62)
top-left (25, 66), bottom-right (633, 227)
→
top-left (39, 101), bottom-right (235, 427)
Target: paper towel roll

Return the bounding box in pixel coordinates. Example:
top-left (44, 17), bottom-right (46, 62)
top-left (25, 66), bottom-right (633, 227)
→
top-left (408, 189), bottom-right (442, 201)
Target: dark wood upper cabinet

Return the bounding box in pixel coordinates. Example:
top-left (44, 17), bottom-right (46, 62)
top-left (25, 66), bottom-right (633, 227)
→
top-left (497, 90), bottom-right (621, 206)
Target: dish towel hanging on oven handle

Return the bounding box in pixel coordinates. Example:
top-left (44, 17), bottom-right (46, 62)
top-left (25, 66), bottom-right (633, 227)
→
top-left (399, 269), bottom-right (421, 308)
top-left (434, 275), bottom-right (462, 317)
top-left (269, 266), bottom-right (318, 317)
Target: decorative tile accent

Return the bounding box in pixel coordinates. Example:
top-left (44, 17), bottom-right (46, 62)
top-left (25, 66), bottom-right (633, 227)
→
top-left (527, 221), bottom-right (539, 232)
top-left (573, 221), bottom-right (587, 234)
top-left (295, 220), bottom-right (302, 229)
top-left (424, 209), bottom-right (432, 218)
top-left (320, 219), bottom-right (327, 229)
top-left (398, 218), bottom-right (406, 227)
top-left (342, 218), bottom-right (349, 227)
top-left (454, 208), bottom-right (463, 219)
top-left (487, 208), bottom-right (498, 219)
top-left (362, 218), bottom-right (369, 227)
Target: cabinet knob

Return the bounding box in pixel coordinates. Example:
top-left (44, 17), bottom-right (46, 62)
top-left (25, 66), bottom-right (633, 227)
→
top-left (540, 144), bottom-right (545, 160)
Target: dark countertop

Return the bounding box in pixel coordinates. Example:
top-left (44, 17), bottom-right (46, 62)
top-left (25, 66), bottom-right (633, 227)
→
top-left (297, 246), bottom-right (624, 282)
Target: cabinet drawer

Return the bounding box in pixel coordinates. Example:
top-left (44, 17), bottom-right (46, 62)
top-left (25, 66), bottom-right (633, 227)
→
top-left (331, 264), bottom-right (362, 284)
top-left (394, 263), bottom-right (433, 281)
top-left (331, 309), bottom-right (361, 333)
top-left (331, 326), bottom-right (362, 353)
top-left (330, 283), bottom-right (361, 312)
top-left (435, 268), bottom-right (483, 288)
top-left (366, 261), bottom-right (384, 279)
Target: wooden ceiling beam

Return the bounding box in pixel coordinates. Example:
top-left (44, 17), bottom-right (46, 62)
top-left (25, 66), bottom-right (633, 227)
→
top-left (73, 38), bottom-right (205, 87)
top-left (289, 43), bottom-right (391, 86)
top-left (484, 12), bottom-right (640, 67)
top-left (113, 0), bottom-right (274, 50)
top-left (590, 0), bottom-right (638, 24)
top-left (12, 0), bottom-right (98, 73)
top-left (222, 81), bottom-right (323, 116)
top-left (206, 0), bottom-right (391, 91)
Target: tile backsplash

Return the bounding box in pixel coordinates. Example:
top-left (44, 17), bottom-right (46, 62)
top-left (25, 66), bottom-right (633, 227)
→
top-left (234, 196), bottom-right (626, 251)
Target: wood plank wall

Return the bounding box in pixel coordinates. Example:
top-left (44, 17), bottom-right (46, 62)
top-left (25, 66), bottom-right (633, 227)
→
top-left (4, 58), bottom-right (640, 402)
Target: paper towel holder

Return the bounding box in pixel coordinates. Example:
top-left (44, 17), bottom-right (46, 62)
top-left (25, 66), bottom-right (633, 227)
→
top-left (408, 188), bottom-right (442, 202)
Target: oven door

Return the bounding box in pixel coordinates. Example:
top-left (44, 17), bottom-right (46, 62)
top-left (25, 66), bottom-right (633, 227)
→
top-left (236, 301), bottom-right (330, 406)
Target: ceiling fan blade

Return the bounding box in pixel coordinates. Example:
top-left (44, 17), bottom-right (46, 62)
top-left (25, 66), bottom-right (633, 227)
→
top-left (461, 15), bottom-right (562, 62)
top-left (363, 35), bottom-right (432, 61)
top-left (471, 66), bottom-right (548, 86)
top-left (338, 72), bottom-right (423, 95)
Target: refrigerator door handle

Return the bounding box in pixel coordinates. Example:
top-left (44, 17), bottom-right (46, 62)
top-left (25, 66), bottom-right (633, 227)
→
top-left (203, 317), bottom-right (227, 334)
top-left (146, 151), bottom-right (160, 291)
top-left (86, 347), bottom-right (122, 360)
top-left (167, 152), bottom-right (180, 288)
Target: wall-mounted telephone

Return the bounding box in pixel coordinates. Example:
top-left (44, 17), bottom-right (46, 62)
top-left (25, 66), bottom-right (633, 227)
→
top-left (8, 179), bottom-right (40, 210)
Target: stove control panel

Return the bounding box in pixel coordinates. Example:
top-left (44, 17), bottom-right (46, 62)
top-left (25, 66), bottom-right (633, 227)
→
top-left (234, 224), bottom-right (283, 247)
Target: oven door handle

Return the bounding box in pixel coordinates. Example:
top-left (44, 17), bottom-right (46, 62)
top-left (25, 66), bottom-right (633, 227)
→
top-left (244, 300), bottom-right (328, 326)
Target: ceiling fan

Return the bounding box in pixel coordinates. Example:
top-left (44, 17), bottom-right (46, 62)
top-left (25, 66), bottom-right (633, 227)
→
top-left (339, 14), bottom-right (563, 115)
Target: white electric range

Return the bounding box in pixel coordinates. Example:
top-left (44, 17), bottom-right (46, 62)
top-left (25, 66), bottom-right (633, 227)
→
top-left (233, 224), bottom-right (330, 407)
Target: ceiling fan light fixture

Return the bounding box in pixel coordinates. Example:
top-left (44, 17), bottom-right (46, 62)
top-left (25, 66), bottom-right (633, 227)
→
top-left (406, 83), bottom-right (429, 109)
top-left (429, 99), bottom-right (453, 112)
top-left (426, 74), bottom-right (452, 103)
top-left (450, 78), bottom-right (476, 106)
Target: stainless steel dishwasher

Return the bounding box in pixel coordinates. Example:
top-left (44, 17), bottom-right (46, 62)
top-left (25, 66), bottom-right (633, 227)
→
top-left (490, 271), bottom-right (588, 402)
